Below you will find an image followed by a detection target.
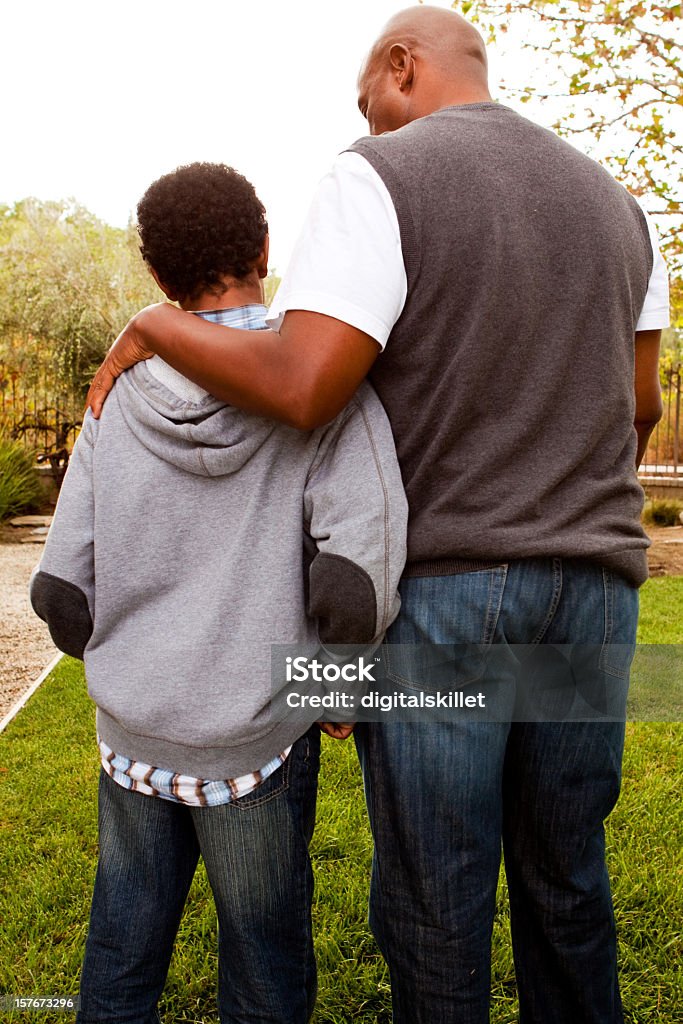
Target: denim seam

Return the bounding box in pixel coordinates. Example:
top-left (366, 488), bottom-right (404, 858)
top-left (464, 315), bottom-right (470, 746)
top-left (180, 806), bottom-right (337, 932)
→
top-left (286, 737), bottom-right (317, 1020)
top-left (600, 567), bottom-right (614, 676)
top-left (599, 567), bottom-right (632, 679)
top-left (483, 564), bottom-right (508, 643)
top-left (229, 753), bottom-right (291, 810)
top-left (530, 557), bottom-right (563, 644)
top-left (604, 567), bottom-right (614, 644)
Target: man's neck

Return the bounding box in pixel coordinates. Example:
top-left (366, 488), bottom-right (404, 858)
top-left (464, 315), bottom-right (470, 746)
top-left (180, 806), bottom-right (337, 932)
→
top-left (421, 89), bottom-right (493, 118)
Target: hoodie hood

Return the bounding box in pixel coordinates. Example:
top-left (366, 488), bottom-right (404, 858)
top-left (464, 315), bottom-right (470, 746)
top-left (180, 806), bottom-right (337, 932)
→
top-left (112, 304), bottom-right (277, 477)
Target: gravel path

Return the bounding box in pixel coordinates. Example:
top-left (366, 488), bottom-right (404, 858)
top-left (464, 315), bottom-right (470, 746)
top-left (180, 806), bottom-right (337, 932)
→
top-left (0, 542), bottom-right (56, 720)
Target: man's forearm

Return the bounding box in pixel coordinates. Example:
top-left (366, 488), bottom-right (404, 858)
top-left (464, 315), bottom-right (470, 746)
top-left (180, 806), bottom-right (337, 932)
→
top-left (634, 330), bottom-right (663, 469)
top-left (136, 305), bottom-right (308, 425)
top-left (111, 304), bottom-right (379, 430)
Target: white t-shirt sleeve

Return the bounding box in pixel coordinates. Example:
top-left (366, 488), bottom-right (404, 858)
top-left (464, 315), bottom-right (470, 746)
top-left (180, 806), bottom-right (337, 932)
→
top-left (266, 152), bottom-right (407, 349)
top-left (636, 205), bottom-right (670, 331)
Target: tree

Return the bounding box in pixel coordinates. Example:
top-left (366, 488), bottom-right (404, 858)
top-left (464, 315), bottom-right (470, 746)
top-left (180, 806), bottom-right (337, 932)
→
top-left (0, 199), bottom-right (282, 395)
top-left (0, 199), bottom-right (162, 395)
top-left (457, 1), bottom-right (683, 319)
top-left (0, 199), bottom-right (283, 454)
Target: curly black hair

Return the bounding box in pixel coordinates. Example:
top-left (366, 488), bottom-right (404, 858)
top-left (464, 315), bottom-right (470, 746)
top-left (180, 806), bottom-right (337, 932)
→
top-left (136, 162), bottom-right (268, 303)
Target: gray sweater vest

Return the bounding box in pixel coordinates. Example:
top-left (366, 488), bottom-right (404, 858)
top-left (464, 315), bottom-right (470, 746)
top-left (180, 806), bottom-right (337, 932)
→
top-left (349, 103), bottom-right (653, 586)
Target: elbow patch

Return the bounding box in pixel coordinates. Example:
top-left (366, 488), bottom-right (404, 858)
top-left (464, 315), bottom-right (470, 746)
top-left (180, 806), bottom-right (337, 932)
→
top-left (308, 553), bottom-right (377, 645)
top-left (30, 570), bottom-right (93, 661)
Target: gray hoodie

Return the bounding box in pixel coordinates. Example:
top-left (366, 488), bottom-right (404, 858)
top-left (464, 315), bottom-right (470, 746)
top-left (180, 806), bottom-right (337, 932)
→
top-left (30, 307), bottom-right (407, 777)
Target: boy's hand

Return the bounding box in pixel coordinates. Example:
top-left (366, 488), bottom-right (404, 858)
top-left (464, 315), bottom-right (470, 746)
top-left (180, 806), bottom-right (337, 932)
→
top-left (319, 721), bottom-right (356, 740)
top-left (86, 303), bottom-right (172, 418)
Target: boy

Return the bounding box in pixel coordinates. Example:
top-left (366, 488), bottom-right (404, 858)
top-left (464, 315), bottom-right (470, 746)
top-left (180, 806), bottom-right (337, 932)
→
top-left (30, 162), bottom-right (407, 1024)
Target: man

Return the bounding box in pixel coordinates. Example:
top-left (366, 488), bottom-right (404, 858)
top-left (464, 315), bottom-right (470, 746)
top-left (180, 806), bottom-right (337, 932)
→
top-left (87, 6), bottom-right (669, 1022)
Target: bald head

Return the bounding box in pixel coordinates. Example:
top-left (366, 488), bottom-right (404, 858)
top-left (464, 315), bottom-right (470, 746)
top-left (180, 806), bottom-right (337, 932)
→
top-left (358, 5), bottom-right (491, 135)
top-left (373, 6), bottom-right (488, 76)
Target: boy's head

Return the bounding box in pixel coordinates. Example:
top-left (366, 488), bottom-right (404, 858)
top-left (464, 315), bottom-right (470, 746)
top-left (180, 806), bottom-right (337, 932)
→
top-left (137, 162), bottom-right (269, 308)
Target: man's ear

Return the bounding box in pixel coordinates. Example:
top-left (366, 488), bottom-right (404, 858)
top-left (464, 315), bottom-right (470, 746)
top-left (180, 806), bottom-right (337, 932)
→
top-left (148, 264), bottom-right (179, 302)
top-left (389, 43), bottom-right (415, 92)
top-left (256, 234), bottom-right (270, 280)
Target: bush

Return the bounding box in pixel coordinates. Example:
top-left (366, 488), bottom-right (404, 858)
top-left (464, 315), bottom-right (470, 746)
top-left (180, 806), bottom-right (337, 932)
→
top-left (642, 498), bottom-right (683, 527)
top-left (0, 435), bottom-right (42, 520)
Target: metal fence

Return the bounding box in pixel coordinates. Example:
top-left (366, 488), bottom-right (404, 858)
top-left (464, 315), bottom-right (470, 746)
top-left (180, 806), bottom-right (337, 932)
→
top-left (1, 359), bottom-right (681, 484)
top-left (0, 361), bottom-right (82, 485)
top-left (643, 365), bottom-right (682, 477)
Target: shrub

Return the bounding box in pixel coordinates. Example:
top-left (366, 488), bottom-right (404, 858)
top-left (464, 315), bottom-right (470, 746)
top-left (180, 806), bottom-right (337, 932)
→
top-left (0, 435), bottom-right (42, 520)
top-left (642, 498), bottom-right (683, 527)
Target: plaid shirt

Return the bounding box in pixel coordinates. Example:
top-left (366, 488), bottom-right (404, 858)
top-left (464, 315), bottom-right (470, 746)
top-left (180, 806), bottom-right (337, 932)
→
top-left (99, 736), bottom-right (291, 807)
top-left (99, 303), bottom-right (290, 807)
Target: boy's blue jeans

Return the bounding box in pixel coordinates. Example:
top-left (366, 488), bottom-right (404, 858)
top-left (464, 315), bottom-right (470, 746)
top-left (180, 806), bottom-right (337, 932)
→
top-left (76, 726), bottom-right (320, 1024)
top-left (355, 557), bottom-right (639, 1024)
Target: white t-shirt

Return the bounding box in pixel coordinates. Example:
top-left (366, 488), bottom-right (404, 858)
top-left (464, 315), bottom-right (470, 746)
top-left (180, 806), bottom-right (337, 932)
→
top-left (267, 151), bottom-right (670, 343)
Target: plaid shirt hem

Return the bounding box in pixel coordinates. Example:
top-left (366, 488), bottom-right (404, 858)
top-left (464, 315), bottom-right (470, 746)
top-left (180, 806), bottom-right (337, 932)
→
top-left (98, 736), bottom-right (292, 807)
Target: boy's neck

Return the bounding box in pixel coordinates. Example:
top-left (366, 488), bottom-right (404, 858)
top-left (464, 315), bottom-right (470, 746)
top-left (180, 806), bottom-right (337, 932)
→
top-left (180, 275), bottom-right (264, 312)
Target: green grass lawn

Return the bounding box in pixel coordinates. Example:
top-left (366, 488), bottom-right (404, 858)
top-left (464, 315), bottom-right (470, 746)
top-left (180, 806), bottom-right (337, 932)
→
top-left (1, 577), bottom-right (681, 1023)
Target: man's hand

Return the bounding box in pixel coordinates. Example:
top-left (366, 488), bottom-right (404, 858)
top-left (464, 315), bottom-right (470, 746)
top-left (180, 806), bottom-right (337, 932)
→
top-left (319, 721), bottom-right (356, 740)
top-left (86, 303), bottom-right (172, 418)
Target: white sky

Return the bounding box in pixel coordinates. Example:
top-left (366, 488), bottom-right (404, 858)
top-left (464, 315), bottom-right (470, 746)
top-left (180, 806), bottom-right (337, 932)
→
top-left (0, 0), bottom-right (537, 271)
top-left (1, 0), bottom-right (674, 272)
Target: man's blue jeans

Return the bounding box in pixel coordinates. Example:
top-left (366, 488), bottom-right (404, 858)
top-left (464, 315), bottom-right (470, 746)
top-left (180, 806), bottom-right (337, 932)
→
top-left (355, 558), bottom-right (638, 1024)
top-left (76, 727), bottom-right (320, 1024)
